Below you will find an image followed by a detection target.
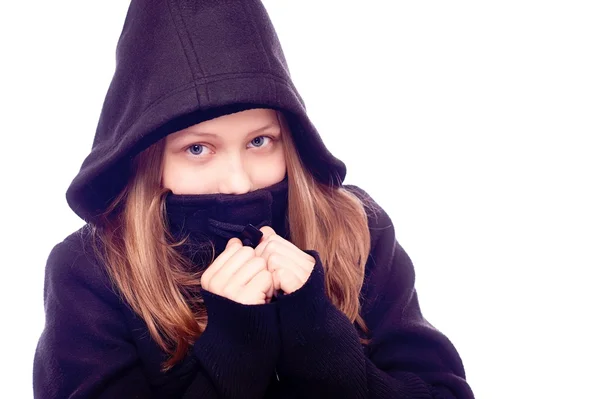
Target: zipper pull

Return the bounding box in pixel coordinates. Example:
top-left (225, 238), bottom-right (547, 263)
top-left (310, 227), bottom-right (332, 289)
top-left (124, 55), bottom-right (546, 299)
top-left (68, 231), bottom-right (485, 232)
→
top-left (275, 369), bottom-right (280, 382)
top-left (240, 224), bottom-right (263, 247)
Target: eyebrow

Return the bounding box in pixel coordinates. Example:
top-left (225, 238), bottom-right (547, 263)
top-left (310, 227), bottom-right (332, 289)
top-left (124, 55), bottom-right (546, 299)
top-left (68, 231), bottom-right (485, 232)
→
top-left (186, 123), bottom-right (280, 140)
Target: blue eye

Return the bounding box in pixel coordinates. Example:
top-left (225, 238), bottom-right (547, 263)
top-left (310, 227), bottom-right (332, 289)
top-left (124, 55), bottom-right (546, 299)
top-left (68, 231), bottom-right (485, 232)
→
top-left (248, 136), bottom-right (271, 148)
top-left (188, 144), bottom-right (207, 155)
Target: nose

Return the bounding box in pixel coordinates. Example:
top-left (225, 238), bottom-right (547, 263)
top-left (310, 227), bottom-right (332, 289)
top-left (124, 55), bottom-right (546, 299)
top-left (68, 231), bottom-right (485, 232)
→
top-left (218, 158), bottom-right (252, 195)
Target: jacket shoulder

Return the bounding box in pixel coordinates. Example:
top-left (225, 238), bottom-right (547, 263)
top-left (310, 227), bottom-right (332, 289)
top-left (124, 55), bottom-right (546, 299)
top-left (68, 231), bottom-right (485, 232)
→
top-left (343, 184), bottom-right (395, 239)
top-left (342, 184), bottom-right (403, 280)
top-left (44, 224), bottom-right (118, 305)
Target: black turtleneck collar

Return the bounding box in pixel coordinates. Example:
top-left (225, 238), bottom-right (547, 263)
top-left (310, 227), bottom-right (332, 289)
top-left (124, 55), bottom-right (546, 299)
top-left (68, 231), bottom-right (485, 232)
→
top-left (165, 178), bottom-right (289, 268)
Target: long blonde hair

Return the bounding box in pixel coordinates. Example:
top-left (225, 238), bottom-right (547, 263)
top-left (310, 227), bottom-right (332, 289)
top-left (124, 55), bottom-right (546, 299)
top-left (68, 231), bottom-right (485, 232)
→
top-left (92, 112), bottom-right (372, 370)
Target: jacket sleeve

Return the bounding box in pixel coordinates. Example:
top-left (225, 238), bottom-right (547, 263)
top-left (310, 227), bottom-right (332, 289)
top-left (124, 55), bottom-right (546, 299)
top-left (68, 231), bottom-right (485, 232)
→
top-left (33, 232), bottom-right (279, 399)
top-left (274, 188), bottom-right (474, 399)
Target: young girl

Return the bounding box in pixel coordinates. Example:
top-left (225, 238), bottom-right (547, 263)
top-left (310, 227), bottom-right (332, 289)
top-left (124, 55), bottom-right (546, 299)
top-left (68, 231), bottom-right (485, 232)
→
top-left (34, 1), bottom-right (473, 398)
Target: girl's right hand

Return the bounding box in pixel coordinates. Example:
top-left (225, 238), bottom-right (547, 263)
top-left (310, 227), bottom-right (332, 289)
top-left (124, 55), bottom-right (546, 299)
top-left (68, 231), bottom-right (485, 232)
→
top-left (200, 238), bottom-right (274, 305)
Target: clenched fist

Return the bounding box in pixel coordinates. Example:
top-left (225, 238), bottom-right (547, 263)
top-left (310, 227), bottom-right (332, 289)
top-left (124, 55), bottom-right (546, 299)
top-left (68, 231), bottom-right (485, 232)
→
top-left (201, 238), bottom-right (274, 305)
top-left (255, 226), bottom-right (316, 295)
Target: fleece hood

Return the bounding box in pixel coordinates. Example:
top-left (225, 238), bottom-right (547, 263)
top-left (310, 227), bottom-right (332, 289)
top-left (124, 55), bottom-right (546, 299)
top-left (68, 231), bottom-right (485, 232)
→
top-left (66, 0), bottom-right (346, 222)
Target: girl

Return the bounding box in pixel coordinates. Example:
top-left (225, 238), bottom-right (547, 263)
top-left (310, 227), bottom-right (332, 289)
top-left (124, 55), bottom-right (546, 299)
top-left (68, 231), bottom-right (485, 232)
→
top-left (33, 1), bottom-right (474, 398)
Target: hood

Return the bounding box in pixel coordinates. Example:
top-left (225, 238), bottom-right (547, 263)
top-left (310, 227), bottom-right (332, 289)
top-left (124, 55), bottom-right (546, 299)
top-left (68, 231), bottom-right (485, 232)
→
top-left (66, 0), bottom-right (346, 222)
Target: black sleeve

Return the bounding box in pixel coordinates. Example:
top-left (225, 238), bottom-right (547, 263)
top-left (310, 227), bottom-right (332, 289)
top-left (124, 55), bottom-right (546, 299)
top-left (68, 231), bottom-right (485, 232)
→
top-left (273, 188), bottom-right (474, 398)
top-left (33, 234), bottom-right (279, 399)
top-left (190, 288), bottom-right (280, 399)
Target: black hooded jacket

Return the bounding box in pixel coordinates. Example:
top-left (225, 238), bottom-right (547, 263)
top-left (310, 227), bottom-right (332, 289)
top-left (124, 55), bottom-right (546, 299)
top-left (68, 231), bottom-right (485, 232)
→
top-left (33, 1), bottom-right (474, 398)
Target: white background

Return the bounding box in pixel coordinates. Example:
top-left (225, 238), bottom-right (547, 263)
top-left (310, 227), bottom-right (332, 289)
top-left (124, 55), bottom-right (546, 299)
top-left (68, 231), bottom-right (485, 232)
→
top-left (1, 1), bottom-right (599, 398)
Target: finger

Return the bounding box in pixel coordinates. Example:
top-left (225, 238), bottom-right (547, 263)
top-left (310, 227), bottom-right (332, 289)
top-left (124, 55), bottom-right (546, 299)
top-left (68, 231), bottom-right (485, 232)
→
top-left (239, 270), bottom-right (273, 305)
top-left (266, 253), bottom-right (308, 284)
top-left (265, 274), bottom-right (274, 302)
top-left (273, 268), bottom-right (304, 295)
top-left (258, 226), bottom-right (277, 239)
top-left (271, 266), bottom-right (281, 292)
top-left (208, 246), bottom-right (255, 293)
top-left (222, 258), bottom-right (265, 300)
top-left (227, 237), bottom-right (243, 247)
top-left (210, 238), bottom-right (243, 271)
top-left (254, 228), bottom-right (279, 255)
top-left (201, 238), bottom-right (243, 286)
top-left (259, 241), bottom-right (315, 274)
top-left (255, 234), bottom-right (314, 264)
top-left (227, 256), bottom-right (267, 288)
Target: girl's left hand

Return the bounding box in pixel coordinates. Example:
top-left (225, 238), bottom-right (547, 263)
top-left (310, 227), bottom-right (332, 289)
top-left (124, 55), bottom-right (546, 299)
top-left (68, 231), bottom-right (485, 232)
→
top-left (254, 226), bottom-right (316, 295)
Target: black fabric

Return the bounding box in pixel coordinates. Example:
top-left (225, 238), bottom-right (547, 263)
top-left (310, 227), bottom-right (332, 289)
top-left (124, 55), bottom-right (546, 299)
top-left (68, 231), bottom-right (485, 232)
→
top-left (65, 0), bottom-right (346, 222)
top-left (165, 177), bottom-right (289, 265)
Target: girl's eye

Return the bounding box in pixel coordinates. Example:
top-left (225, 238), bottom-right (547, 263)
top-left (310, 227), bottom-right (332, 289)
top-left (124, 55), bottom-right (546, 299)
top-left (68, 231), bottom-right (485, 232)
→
top-left (248, 136), bottom-right (272, 148)
top-left (187, 144), bottom-right (209, 156)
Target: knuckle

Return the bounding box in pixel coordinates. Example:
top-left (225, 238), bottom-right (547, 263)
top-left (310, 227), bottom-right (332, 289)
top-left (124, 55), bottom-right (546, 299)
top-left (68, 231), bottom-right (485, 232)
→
top-left (264, 240), bottom-right (278, 255)
top-left (269, 253), bottom-right (281, 265)
top-left (205, 281), bottom-right (216, 293)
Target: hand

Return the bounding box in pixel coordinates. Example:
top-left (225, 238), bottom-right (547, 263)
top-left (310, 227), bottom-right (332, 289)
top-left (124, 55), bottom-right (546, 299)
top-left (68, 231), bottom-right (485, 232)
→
top-left (255, 227), bottom-right (316, 295)
top-left (200, 238), bottom-right (274, 305)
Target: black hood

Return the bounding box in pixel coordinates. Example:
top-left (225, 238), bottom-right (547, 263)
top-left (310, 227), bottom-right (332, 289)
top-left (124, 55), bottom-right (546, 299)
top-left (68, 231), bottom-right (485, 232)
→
top-left (66, 0), bottom-right (346, 221)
